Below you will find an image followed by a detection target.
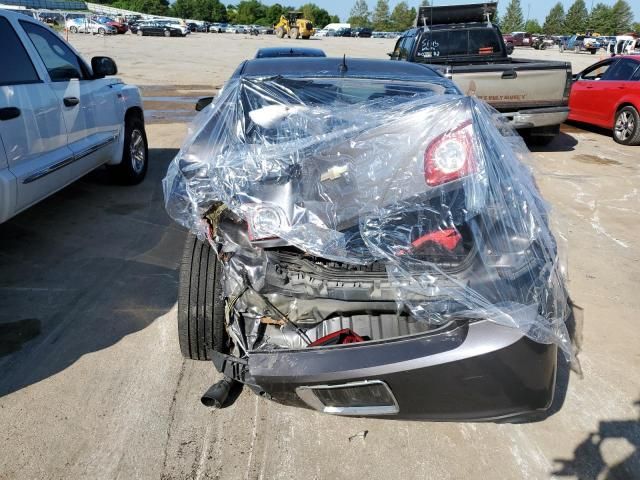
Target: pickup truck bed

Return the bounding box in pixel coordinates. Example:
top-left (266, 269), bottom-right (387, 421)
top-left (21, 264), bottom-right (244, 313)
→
top-left (443, 58), bottom-right (571, 131)
top-left (391, 3), bottom-right (572, 142)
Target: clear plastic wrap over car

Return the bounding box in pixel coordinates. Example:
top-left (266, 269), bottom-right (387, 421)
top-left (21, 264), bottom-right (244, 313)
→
top-left (163, 74), bottom-right (571, 358)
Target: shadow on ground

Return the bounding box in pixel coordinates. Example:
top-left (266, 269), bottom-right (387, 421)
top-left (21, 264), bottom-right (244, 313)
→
top-left (553, 400), bottom-right (640, 479)
top-left (0, 148), bottom-right (184, 397)
top-left (526, 132), bottom-right (579, 153)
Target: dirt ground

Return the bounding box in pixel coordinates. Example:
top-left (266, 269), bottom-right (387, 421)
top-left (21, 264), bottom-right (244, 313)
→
top-left (0, 33), bottom-right (638, 480)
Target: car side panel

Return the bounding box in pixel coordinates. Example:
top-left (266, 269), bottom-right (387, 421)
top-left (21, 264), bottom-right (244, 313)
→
top-left (0, 83), bottom-right (73, 215)
top-left (0, 134), bottom-right (17, 223)
top-left (568, 80), bottom-right (611, 128)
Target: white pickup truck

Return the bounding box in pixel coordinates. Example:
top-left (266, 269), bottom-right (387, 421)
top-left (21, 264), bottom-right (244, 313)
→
top-left (0, 10), bottom-right (148, 224)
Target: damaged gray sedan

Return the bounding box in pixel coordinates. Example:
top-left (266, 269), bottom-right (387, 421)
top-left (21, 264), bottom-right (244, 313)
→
top-left (163, 57), bottom-right (571, 421)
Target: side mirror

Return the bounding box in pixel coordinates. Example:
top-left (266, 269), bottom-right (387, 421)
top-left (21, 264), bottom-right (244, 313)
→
top-left (195, 96), bottom-right (214, 111)
top-left (572, 74), bottom-right (579, 81)
top-left (91, 56), bottom-right (117, 78)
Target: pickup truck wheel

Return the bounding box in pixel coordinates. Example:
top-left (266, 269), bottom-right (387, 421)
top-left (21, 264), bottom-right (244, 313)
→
top-left (109, 117), bottom-right (148, 184)
top-left (178, 233), bottom-right (226, 360)
top-left (69, 26), bottom-right (78, 33)
top-left (613, 106), bottom-right (640, 146)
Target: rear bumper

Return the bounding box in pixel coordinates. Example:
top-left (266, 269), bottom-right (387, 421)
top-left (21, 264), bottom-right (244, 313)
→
top-left (214, 320), bottom-right (557, 421)
top-left (502, 106), bottom-right (570, 129)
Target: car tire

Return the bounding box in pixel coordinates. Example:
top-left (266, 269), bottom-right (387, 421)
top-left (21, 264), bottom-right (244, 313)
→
top-left (613, 106), bottom-right (640, 146)
top-left (164, 29), bottom-right (171, 37)
top-left (98, 27), bottom-right (105, 34)
top-left (590, 49), bottom-right (596, 54)
top-left (109, 116), bottom-right (148, 184)
top-left (178, 233), bottom-right (226, 361)
top-left (574, 45), bottom-right (580, 53)
top-left (69, 26), bottom-right (78, 33)
top-left (137, 29), bottom-right (143, 36)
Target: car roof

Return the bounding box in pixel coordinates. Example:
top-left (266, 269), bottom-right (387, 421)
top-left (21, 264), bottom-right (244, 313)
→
top-left (255, 47), bottom-right (327, 58)
top-left (239, 57), bottom-right (444, 81)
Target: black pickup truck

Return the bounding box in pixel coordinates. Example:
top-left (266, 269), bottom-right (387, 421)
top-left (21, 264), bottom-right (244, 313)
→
top-left (390, 2), bottom-right (572, 144)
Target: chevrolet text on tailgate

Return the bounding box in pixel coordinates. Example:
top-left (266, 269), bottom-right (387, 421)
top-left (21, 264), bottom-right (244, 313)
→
top-left (0, 10), bottom-right (148, 224)
top-left (390, 2), bottom-right (572, 145)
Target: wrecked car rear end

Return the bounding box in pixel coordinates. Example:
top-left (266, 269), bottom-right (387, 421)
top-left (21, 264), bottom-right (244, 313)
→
top-left (163, 58), bottom-right (570, 420)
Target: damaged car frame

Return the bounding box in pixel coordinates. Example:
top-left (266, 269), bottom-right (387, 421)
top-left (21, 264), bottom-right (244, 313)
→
top-left (164, 57), bottom-right (571, 421)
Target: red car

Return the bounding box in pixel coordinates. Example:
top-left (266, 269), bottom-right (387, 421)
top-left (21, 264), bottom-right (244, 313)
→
top-left (569, 55), bottom-right (640, 145)
top-left (93, 15), bottom-right (128, 34)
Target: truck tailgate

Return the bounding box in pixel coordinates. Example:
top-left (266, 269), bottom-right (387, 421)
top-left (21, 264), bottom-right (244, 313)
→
top-left (449, 60), bottom-right (571, 110)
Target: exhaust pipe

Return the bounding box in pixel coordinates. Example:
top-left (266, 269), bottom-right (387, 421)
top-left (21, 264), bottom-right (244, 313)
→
top-left (201, 376), bottom-right (236, 408)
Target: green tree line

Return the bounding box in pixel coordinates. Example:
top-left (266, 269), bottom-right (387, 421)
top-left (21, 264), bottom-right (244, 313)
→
top-left (97, 0), bottom-right (339, 27)
top-left (499, 0), bottom-right (636, 35)
top-left (348, 0), bottom-right (428, 31)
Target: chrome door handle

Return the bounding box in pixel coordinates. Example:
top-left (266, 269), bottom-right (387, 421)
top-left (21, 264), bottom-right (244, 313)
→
top-left (63, 97), bottom-right (80, 107)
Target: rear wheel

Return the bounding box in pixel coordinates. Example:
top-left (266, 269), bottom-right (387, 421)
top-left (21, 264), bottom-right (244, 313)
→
top-left (290, 27), bottom-right (300, 39)
top-left (164, 29), bottom-right (171, 37)
top-left (613, 106), bottom-right (640, 146)
top-left (178, 233), bottom-right (226, 360)
top-left (98, 27), bottom-right (105, 35)
top-left (275, 27), bottom-right (284, 38)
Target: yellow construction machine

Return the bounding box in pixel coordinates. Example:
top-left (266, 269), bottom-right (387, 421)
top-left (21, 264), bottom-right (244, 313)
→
top-left (274, 12), bottom-right (315, 39)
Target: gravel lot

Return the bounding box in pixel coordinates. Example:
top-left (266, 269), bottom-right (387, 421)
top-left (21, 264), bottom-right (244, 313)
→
top-left (0, 33), bottom-right (638, 480)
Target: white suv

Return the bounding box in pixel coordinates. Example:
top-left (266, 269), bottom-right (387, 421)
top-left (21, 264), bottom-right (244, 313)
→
top-left (0, 11), bottom-right (148, 224)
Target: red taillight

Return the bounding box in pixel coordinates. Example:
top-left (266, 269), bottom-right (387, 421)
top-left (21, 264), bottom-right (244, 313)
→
top-left (424, 123), bottom-right (475, 186)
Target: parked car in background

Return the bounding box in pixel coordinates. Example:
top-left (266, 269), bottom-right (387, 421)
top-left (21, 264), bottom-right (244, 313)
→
top-left (335, 27), bottom-right (352, 37)
top-left (569, 56), bottom-right (640, 145)
top-left (511, 31), bottom-right (533, 46)
top-left (66, 18), bottom-right (116, 35)
top-left (197, 23), bottom-right (210, 32)
top-left (314, 28), bottom-right (329, 37)
top-left (608, 36), bottom-right (640, 56)
top-left (157, 20), bottom-right (189, 35)
top-left (93, 15), bottom-right (128, 34)
top-left (224, 24), bottom-right (241, 33)
top-left (257, 25), bottom-right (273, 34)
top-left (353, 27), bottom-right (372, 38)
top-left (209, 22), bottom-right (225, 32)
top-left (567, 34), bottom-right (600, 54)
top-left (391, 2), bottom-right (573, 144)
top-left (0, 10), bottom-right (148, 224)
top-left (136, 22), bottom-right (186, 37)
top-left (531, 35), bottom-right (555, 50)
top-left (254, 47), bottom-right (326, 58)
top-left (502, 33), bottom-right (515, 54)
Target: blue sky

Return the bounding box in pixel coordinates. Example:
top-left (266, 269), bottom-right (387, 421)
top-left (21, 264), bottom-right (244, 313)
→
top-left (261, 0), bottom-right (640, 24)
